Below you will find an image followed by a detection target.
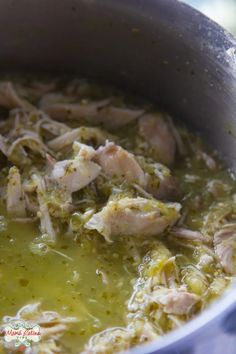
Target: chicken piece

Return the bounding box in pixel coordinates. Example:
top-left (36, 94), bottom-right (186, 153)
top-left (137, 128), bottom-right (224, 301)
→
top-left (39, 117), bottom-right (71, 138)
top-left (1, 303), bottom-right (77, 353)
top-left (25, 339), bottom-right (69, 354)
top-left (202, 201), bottom-right (233, 236)
top-left (0, 135), bottom-right (9, 166)
top-left (43, 142), bottom-right (95, 219)
top-left (166, 115), bottom-right (187, 155)
top-left (29, 80), bottom-right (56, 96)
top-left (213, 223), bottom-right (236, 274)
top-left (0, 81), bottom-right (33, 109)
top-left (209, 277), bottom-right (229, 299)
top-left (207, 179), bottom-right (232, 198)
top-left (139, 113), bottom-right (176, 165)
top-left (170, 227), bottom-right (210, 243)
top-left (73, 141), bottom-right (96, 160)
top-left (48, 127), bottom-right (114, 151)
top-left (41, 97), bottom-right (110, 121)
top-left (41, 93), bottom-right (144, 129)
top-left (47, 143), bottom-right (100, 215)
top-left (85, 197), bottom-right (181, 242)
top-left (201, 152), bottom-right (217, 170)
top-left (3, 81), bottom-right (56, 109)
top-left (4, 302), bottom-right (76, 327)
top-left (137, 157), bottom-right (178, 200)
top-left (83, 327), bottom-right (133, 354)
top-left (149, 287), bottom-right (199, 315)
top-left (44, 181), bottom-right (74, 219)
top-left (147, 174), bottom-right (178, 201)
top-left (7, 166), bottom-right (26, 217)
top-left (39, 92), bottom-right (66, 109)
top-left (131, 319), bottom-right (159, 343)
top-left (189, 140), bottom-right (217, 170)
top-left (0, 134), bottom-right (8, 156)
top-left (48, 128), bottom-right (83, 151)
top-left (2, 108), bottom-right (69, 143)
top-left (7, 135), bottom-right (48, 165)
top-left (141, 243), bottom-right (173, 280)
top-left (83, 319), bottom-right (158, 354)
top-left (51, 157), bottom-right (101, 194)
top-left (45, 153), bottom-right (57, 171)
top-left (96, 106), bottom-right (144, 129)
top-left (128, 244), bottom-right (180, 314)
top-left (32, 174), bottom-right (56, 243)
top-left (181, 265), bottom-right (208, 296)
top-left (95, 141), bottom-right (146, 186)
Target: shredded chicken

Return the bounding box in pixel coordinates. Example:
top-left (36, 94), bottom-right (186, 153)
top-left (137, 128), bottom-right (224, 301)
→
top-left (39, 117), bottom-right (71, 138)
top-left (170, 227), bottom-right (210, 243)
top-left (207, 179), bottom-right (232, 198)
top-left (0, 134), bottom-right (8, 156)
top-left (201, 152), bottom-right (217, 170)
top-left (214, 223), bottom-right (236, 274)
top-left (137, 157), bottom-right (178, 200)
top-left (148, 287), bottom-right (199, 315)
top-left (202, 201), bottom-right (234, 236)
top-left (0, 81), bottom-right (33, 109)
top-left (32, 175), bottom-right (56, 243)
top-left (41, 94), bottom-right (144, 128)
top-left (3, 302), bottom-right (76, 327)
top-left (139, 113), bottom-right (176, 165)
top-left (48, 127), bottom-right (114, 151)
top-left (39, 93), bottom-right (67, 109)
top-left (41, 97), bottom-right (110, 121)
top-left (83, 327), bottom-right (133, 354)
top-left (73, 141), bottom-right (96, 160)
top-left (7, 166), bottom-right (26, 217)
top-left (95, 106), bottom-right (144, 129)
top-left (51, 156), bottom-right (101, 194)
top-left (7, 135), bottom-right (49, 165)
top-left (85, 197), bottom-right (181, 242)
top-left (83, 319), bottom-right (158, 354)
top-left (189, 140), bottom-right (217, 170)
top-left (166, 115), bottom-right (186, 155)
top-left (148, 174), bottom-right (178, 201)
top-left (25, 339), bottom-right (70, 354)
top-left (1, 303), bottom-right (77, 353)
top-left (95, 141), bottom-right (146, 186)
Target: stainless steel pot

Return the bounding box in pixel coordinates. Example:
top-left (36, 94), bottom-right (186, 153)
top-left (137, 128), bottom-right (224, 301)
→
top-left (0, 0), bottom-right (236, 353)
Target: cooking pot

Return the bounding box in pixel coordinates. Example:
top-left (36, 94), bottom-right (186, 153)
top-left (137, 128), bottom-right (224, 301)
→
top-left (0, 0), bottom-right (236, 353)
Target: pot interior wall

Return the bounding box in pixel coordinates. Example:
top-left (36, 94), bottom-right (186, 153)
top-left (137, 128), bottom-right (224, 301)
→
top-left (0, 0), bottom-right (236, 168)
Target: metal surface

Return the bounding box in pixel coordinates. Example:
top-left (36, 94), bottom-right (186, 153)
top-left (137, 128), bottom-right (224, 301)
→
top-left (0, 0), bottom-right (236, 353)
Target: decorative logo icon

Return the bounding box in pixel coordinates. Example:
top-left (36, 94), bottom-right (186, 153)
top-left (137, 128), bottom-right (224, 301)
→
top-left (1, 320), bottom-right (41, 350)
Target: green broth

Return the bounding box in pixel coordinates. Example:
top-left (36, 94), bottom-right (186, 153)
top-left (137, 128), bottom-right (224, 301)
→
top-left (0, 204), bottom-right (134, 352)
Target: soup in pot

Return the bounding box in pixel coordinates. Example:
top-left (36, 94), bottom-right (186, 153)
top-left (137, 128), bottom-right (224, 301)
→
top-left (0, 77), bottom-right (235, 353)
